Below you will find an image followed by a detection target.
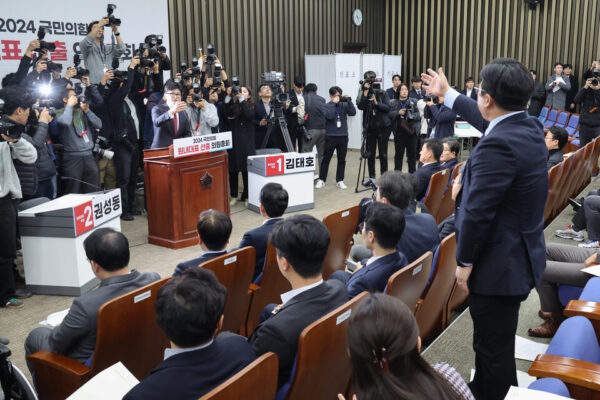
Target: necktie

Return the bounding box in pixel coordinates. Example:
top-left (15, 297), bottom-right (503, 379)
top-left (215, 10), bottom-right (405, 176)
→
top-left (173, 113), bottom-right (178, 136)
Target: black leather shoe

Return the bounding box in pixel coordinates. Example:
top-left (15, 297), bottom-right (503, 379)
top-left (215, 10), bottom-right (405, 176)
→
top-left (120, 213), bottom-right (134, 221)
top-left (568, 198), bottom-right (582, 211)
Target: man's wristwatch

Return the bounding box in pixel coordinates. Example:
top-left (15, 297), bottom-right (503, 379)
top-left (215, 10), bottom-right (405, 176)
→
top-left (114, 32), bottom-right (120, 36)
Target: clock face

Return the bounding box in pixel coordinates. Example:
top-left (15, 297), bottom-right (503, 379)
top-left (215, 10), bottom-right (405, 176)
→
top-left (353, 9), bottom-right (363, 26)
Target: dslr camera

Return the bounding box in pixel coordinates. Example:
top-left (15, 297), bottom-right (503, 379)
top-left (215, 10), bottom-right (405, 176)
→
top-left (0, 100), bottom-right (21, 142)
top-left (424, 94), bottom-right (438, 103)
top-left (111, 57), bottom-right (128, 80)
top-left (73, 54), bottom-right (89, 79)
top-left (35, 27), bottom-right (56, 52)
top-left (262, 71), bottom-right (289, 105)
top-left (591, 68), bottom-right (600, 87)
top-left (73, 83), bottom-right (87, 104)
top-left (179, 61), bottom-right (193, 80)
top-left (230, 76), bottom-right (241, 96)
top-left (205, 44), bottom-right (217, 65)
top-left (191, 58), bottom-right (202, 77)
top-left (191, 83), bottom-right (202, 103)
top-left (106, 4), bottom-right (121, 26)
top-left (93, 135), bottom-right (114, 160)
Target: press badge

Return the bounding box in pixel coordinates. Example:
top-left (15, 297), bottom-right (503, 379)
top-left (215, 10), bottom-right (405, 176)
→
top-left (336, 118), bottom-right (342, 128)
top-left (82, 133), bottom-right (90, 143)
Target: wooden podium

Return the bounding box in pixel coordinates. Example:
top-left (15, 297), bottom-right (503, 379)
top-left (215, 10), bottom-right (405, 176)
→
top-left (143, 146), bottom-right (230, 249)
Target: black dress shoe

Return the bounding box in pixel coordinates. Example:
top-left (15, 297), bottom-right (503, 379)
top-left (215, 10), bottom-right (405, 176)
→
top-left (120, 213), bottom-right (134, 221)
top-left (130, 209), bottom-right (142, 216)
top-left (14, 288), bottom-right (32, 299)
top-left (568, 198), bottom-right (582, 211)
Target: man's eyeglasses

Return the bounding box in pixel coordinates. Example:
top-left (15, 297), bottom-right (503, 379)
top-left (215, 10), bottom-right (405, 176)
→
top-left (473, 86), bottom-right (487, 97)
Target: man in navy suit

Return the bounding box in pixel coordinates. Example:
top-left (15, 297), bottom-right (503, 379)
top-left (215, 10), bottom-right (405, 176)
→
top-left (350, 171), bottom-right (440, 265)
top-left (460, 76), bottom-right (478, 100)
top-left (249, 215), bottom-right (348, 388)
top-left (423, 58), bottom-right (548, 400)
top-left (413, 138), bottom-right (443, 200)
top-left (331, 202), bottom-right (407, 299)
top-left (424, 96), bottom-right (457, 139)
top-left (173, 209), bottom-right (231, 276)
top-left (440, 138), bottom-right (460, 170)
top-left (124, 268), bottom-right (256, 400)
top-left (239, 183), bottom-right (288, 281)
top-left (151, 80), bottom-right (192, 148)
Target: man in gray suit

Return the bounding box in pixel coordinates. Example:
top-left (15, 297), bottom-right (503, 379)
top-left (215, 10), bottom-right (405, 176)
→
top-left (25, 228), bottom-right (160, 370)
top-left (545, 62), bottom-right (571, 110)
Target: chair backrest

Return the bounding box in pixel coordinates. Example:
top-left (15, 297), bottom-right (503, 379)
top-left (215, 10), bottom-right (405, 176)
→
top-left (200, 247), bottom-right (256, 333)
top-left (562, 147), bottom-right (585, 207)
top-left (436, 161), bottom-right (464, 224)
top-left (423, 168), bottom-right (451, 220)
top-left (544, 108), bottom-right (559, 127)
top-left (246, 243), bottom-right (292, 334)
top-left (550, 153), bottom-right (574, 218)
top-left (567, 113), bottom-right (580, 131)
top-left (91, 277), bottom-right (170, 380)
top-left (385, 251), bottom-right (433, 313)
top-left (415, 233), bottom-right (457, 340)
top-left (537, 106), bottom-right (549, 123)
top-left (322, 206), bottom-right (359, 280)
top-left (543, 162), bottom-right (562, 225)
top-left (554, 111), bottom-right (569, 128)
top-left (284, 292), bottom-right (368, 400)
top-left (575, 142), bottom-right (595, 194)
top-left (199, 352), bottom-right (279, 400)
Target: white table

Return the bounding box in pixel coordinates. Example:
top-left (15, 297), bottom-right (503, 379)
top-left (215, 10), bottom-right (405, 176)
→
top-left (454, 122), bottom-right (483, 159)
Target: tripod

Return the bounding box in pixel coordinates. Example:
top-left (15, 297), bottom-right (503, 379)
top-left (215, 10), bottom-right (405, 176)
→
top-left (355, 99), bottom-right (376, 193)
top-left (260, 104), bottom-right (295, 153)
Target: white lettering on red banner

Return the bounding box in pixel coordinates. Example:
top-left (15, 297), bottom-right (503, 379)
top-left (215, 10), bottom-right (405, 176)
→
top-left (173, 132), bottom-right (233, 159)
top-left (265, 152), bottom-right (316, 176)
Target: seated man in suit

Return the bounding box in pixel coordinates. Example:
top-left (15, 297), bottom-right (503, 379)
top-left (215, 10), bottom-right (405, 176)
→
top-left (174, 209), bottom-right (231, 276)
top-left (546, 126), bottom-right (568, 170)
top-left (440, 138), bottom-right (460, 170)
top-left (25, 228), bottom-right (160, 370)
top-left (151, 80), bottom-right (191, 149)
top-left (248, 215), bottom-right (348, 388)
top-left (124, 268), bottom-right (256, 399)
top-left (460, 76), bottom-right (478, 100)
top-left (351, 171), bottom-right (440, 265)
top-left (330, 202), bottom-right (407, 299)
top-left (239, 183), bottom-right (288, 281)
top-left (413, 138), bottom-right (443, 200)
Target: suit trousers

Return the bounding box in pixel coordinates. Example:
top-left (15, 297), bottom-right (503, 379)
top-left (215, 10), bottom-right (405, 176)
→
top-left (366, 127), bottom-right (391, 178)
top-left (0, 196), bottom-right (19, 303)
top-left (62, 153), bottom-right (99, 195)
top-left (536, 243), bottom-right (594, 321)
top-left (24, 327), bottom-right (54, 374)
top-left (393, 129), bottom-right (417, 173)
top-left (114, 146), bottom-right (140, 213)
top-left (572, 195), bottom-right (600, 240)
top-left (579, 123), bottom-right (600, 147)
top-left (319, 136), bottom-right (348, 183)
top-left (301, 129), bottom-right (326, 170)
top-left (229, 170), bottom-right (249, 199)
top-left (468, 292), bottom-right (528, 400)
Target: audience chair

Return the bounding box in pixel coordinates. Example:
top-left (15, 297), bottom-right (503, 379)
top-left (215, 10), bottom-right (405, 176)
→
top-left (550, 153), bottom-right (574, 219)
top-left (528, 378), bottom-right (571, 398)
top-left (562, 147), bottom-right (586, 207)
top-left (543, 108), bottom-right (559, 129)
top-left (575, 141), bottom-right (595, 195)
top-left (543, 163), bottom-right (562, 226)
top-left (562, 277), bottom-right (600, 337)
top-left (553, 111), bottom-right (570, 129)
top-left (322, 206), bottom-right (359, 280)
top-left (445, 279), bottom-right (469, 325)
top-left (276, 292), bottom-right (368, 400)
top-left (28, 278), bottom-right (171, 400)
top-left (565, 114), bottom-right (580, 136)
top-left (537, 106), bottom-right (550, 124)
top-left (422, 168), bottom-right (451, 221)
top-left (385, 251), bottom-right (433, 313)
top-left (199, 352), bottom-right (279, 400)
top-left (414, 233), bottom-right (457, 340)
top-left (436, 162), bottom-right (464, 224)
top-left (200, 247), bottom-right (256, 334)
top-left (246, 243), bottom-right (292, 335)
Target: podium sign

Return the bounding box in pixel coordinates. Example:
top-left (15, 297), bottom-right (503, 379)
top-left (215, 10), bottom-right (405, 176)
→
top-left (73, 190), bottom-right (122, 235)
top-left (248, 152), bottom-right (316, 214)
top-left (172, 132), bottom-right (233, 159)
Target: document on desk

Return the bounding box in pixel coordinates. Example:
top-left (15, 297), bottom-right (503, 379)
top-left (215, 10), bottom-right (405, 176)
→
top-left (514, 335), bottom-right (549, 362)
top-left (582, 265), bottom-right (600, 277)
top-left (39, 308), bottom-right (70, 328)
top-left (66, 362), bottom-right (139, 400)
top-left (505, 385), bottom-right (572, 399)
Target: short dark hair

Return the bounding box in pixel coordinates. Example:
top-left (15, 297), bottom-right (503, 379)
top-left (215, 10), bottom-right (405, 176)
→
top-left (269, 214), bottom-right (330, 278)
top-left (553, 62), bottom-right (563, 68)
top-left (549, 126), bottom-right (569, 150)
top-left (465, 76), bottom-right (474, 83)
top-left (260, 183), bottom-right (288, 217)
top-left (424, 138), bottom-right (443, 161)
top-left (197, 209), bottom-right (232, 251)
top-left (563, 63), bottom-right (573, 69)
top-left (293, 76), bottom-right (305, 87)
top-left (364, 71), bottom-right (376, 80)
top-left (329, 86), bottom-right (339, 96)
top-left (410, 75), bottom-right (422, 83)
top-left (529, 69), bottom-right (537, 75)
top-left (442, 138), bottom-right (460, 157)
top-left (156, 268), bottom-right (226, 347)
top-left (258, 83), bottom-right (270, 94)
top-left (392, 74), bottom-right (402, 81)
top-left (62, 87), bottom-right (75, 101)
top-left (364, 202), bottom-right (406, 249)
top-left (377, 171), bottom-right (413, 210)
top-left (163, 80), bottom-right (183, 94)
top-left (1, 73), bottom-right (17, 88)
top-left (86, 21), bottom-right (98, 33)
top-left (0, 86), bottom-right (36, 115)
top-left (83, 228), bottom-right (130, 272)
top-left (304, 83), bottom-right (317, 93)
top-left (479, 57), bottom-right (534, 111)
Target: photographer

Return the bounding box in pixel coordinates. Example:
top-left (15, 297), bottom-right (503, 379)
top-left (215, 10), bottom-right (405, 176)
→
top-left (93, 69), bottom-right (117, 190)
top-left (424, 93), bottom-right (457, 139)
top-left (389, 84), bottom-right (420, 173)
top-left (253, 84), bottom-right (291, 150)
top-left (357, 71), bottom-right (392, 178)
top-left (302, 83), bottom-right (326, 168)
top-left (108, 56), bottom-right (141, 221)
top-left (574, 73), bottom-right (600, 146)
top-left (185, 87), bottom-right (219, 135)
top-left (80, 16), bottom-right (126, 84)
top-left (315, 86), bottom-right (355, 190)
top-left (286, 76), bottom-right (305, 151)
top-left (0, 86), bottom-right (38, 309)
top-left (56, 87), bottom-right (103, 194)
top-left (224, 86), bottom-right (255, 206)
top-left (1, 40), bottom-right (42, 87)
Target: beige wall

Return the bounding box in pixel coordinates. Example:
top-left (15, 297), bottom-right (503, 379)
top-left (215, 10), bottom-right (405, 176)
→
top-left (385, 0), bottom-right (600, 89)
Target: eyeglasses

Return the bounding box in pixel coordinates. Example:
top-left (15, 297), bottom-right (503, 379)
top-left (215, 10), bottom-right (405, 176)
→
top-left (473, 86), bottom-right (487, 97)
top-left (165, 92), bottom-right (181, 98)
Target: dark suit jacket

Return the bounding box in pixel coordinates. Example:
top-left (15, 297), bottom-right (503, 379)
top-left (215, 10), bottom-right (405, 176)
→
top-left (48, 270), bottom-right (160, 363)
top-left (452, 94), bottom-right (548, 296)
top-left (150, 102), bottom-right (191, 149)
top-left (441, 157), bottom-right (458, 171)
top-left (249, 280), bottom-right (348, 387)
top-left (460, 88), bottom-right (478, 100)
top-left (386, 87), bottom-right (400, 101)
top-left (529, 81), bottom-right (546, 117)
top-left (347, 252), bottom-right (408, 298)
top-left (123, 333), bottom-right (256, 400)
top-left (413, 162), bottom-right (442, 200)
top-left (173, 250), bottom-right (227, 276)
top-left (398, 209), bottom-right (440, 264)
top-left (424, 104), bottom-right (457, 139)
top-left (409, 88), bottom-right (426, 101)
top-left (547, 149), bottom-right (563, 170)
top-left (239, 218), bottom-right (283, 282)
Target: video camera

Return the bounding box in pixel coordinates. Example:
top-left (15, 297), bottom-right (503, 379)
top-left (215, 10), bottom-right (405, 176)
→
top-left (35, 27), bottom-right (56, 52)
top-left (261, 71), bottom-right (289, 105)
top-left (359, 77), bottom-right (383, 96)
top-left (73, 54), bottom-right (89, 79)
top-left (106, 4), bottom-right (121, 27)
top-left (591, 68), bottom-right (600, 86)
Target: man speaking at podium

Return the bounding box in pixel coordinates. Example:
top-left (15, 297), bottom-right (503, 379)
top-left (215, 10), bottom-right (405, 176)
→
top-left (151, 80), bottom-right (191, 149)
top-left (422, 59), bottom-right (547, 400)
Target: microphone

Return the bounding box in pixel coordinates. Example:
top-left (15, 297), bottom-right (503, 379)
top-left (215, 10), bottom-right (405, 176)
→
top-left (60, 176), bottom-right (106, 193)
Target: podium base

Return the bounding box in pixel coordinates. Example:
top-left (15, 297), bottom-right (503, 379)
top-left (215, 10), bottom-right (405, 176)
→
top-left (148, 235), bottom-right (199, 250)
top-left (27, 276), bottom-right (100, 297)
